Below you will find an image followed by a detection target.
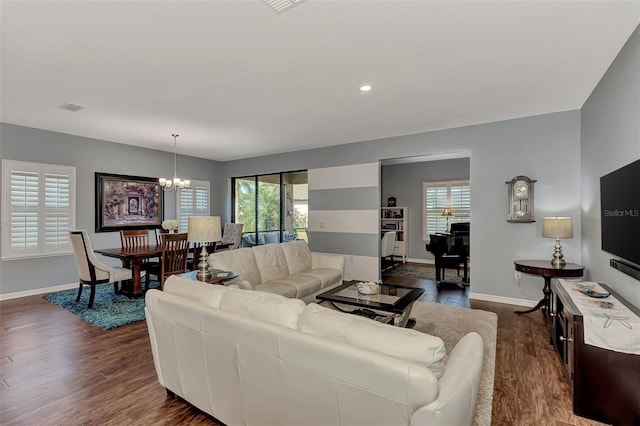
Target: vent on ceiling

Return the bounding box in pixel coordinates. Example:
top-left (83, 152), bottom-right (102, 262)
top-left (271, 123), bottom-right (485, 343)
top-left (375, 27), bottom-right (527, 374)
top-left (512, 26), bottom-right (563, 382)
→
top-left (264, 0), bottom-right (308, 14)
top-left (58, 102), bottom-right (85, 112)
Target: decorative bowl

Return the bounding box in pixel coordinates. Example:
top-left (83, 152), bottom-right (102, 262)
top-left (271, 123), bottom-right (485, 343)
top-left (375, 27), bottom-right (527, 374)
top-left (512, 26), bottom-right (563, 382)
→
top-left (574, 282), bottom-right (596, 291)
top-left (356, 281), bottom-right (378, 295)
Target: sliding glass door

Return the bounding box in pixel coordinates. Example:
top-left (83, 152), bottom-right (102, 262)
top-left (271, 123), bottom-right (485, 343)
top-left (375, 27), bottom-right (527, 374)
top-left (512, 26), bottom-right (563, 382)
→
top-left (233, 170), bottom-right (307, 247)
top-left (257, 174), bottom-right (281, 244)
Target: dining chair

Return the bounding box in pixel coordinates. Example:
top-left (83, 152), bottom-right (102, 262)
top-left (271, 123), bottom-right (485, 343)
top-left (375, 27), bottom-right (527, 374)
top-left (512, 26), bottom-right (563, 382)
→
top-left (160, 232), bottom-right (190, 290)
top-left (380, 231), bottom-right (397, 271)
top-left (120, 229), bottom-right (160, 290)
top-left (69, 230), bottom-right (139, 308)
top-left (154, 228), bottom-right (170, 245)
top-left (217, 223), bottom-right (243, 251)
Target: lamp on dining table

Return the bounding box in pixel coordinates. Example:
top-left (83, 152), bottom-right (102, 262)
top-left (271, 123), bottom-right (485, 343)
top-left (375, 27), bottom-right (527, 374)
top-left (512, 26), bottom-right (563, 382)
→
top-left (188, 216), bottom-right (222, 281)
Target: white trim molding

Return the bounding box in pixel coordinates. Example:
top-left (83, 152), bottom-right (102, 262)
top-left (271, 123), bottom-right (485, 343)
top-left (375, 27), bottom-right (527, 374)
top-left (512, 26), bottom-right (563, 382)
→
top-left (0, 282), bottom-right (77, 301)
top-left (469, 292), bottom-right (536, 308)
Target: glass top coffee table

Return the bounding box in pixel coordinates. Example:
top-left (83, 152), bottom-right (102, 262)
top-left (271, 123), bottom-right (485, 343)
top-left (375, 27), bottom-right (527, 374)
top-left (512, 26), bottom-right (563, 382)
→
top-left (316, 280), bottom-right (424, 327)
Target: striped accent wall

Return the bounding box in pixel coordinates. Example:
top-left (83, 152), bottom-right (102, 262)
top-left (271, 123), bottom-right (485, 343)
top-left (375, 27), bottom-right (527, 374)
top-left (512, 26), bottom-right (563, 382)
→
top-left (308, 162), bottom-right (380, 281)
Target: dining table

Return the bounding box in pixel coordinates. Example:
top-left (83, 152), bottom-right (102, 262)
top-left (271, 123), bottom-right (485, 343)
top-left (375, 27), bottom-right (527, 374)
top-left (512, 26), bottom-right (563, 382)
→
top-left (95, 241), bottom-right (234, 297)
top-left (95, 244), bottom-right (162, 297)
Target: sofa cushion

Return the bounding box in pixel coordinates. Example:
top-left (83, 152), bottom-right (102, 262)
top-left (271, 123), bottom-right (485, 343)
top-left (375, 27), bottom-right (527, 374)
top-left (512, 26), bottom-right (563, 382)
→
top-left (163, 275), bottom-right (228, 308)
top-left (208, 248), bottom-right (262, 285)
top-left (297, 268), bottom-right (342, 288)
top-left (219, 287), bottom-right (306, 329)
top-left (298, 303), bottom-right (447, 378)
top-left (280, 240), bottom-right (312, 275)
top-left (255, 281), bottom-right (298, 298)
top-left (252, 244), bottom-right (289, 283)
top-left (266, 274), bottom-right (321, 299)
top-left (263, 232), bottom-right (280, 244)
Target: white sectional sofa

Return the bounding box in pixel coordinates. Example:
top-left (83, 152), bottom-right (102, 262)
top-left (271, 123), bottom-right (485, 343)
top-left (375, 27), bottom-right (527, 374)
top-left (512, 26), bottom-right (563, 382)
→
top-left (207, 240), bottom-right (344, 303)
top-left (145, 276), bottom-right (484, 426)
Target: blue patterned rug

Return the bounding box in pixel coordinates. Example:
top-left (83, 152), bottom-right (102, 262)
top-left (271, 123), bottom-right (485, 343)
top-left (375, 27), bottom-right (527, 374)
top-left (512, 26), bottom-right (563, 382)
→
top-left (43, 283), bottom-right (145, 330)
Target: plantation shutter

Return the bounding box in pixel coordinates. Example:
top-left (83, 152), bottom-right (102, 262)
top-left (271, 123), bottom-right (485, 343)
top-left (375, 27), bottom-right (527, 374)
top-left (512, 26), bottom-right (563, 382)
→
top-left (2, 160), bottom-right (75, 259)
top-left (44, 172), bottom-right (72, 251)
top-left (10, 169), bottom-right (39, 254)
top-left (423, 180), bottom-right (470, 240)
top-left (177, 180), bottom-right (210, 232)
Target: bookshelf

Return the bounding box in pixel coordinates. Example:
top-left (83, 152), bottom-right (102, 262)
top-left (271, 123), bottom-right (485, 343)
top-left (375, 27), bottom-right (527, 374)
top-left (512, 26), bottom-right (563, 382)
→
top-left (381, 207), bottom-right (407, 263)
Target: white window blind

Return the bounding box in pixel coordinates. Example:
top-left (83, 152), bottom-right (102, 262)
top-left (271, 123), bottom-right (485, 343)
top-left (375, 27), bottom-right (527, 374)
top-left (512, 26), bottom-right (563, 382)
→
top-left (2, 160), bottom-right (76, 259)
top-left (177, 180), bottom-right (210, 232)
top-left (423, 180), bottom-right (470, 240)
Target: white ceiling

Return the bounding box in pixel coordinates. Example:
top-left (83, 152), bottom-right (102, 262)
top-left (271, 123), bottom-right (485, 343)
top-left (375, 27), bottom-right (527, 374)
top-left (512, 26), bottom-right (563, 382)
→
top-left (1, 1), bottom-right (638, 161)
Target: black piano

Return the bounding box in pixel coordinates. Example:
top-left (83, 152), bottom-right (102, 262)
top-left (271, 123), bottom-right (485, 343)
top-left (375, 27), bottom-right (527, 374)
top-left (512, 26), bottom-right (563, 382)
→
top-left (425, 222), bottom-right (470, 284)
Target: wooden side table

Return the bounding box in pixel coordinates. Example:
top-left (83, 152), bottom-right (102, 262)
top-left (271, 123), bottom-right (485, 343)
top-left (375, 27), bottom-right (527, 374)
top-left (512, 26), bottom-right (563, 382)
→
top-left (513, 260), bottom-right (584, 315)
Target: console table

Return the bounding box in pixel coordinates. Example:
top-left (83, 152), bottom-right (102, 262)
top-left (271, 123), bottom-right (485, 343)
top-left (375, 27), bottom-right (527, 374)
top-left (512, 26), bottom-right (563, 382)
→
top-left (549, 279), bottom-right (640, 425)
top-left (513, 260), bottom-right (584, 315)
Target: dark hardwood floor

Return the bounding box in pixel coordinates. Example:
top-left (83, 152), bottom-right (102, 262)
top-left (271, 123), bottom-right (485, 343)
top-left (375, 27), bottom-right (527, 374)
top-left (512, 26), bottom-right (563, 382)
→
top-left (1, 274), bottom-right (606, 425)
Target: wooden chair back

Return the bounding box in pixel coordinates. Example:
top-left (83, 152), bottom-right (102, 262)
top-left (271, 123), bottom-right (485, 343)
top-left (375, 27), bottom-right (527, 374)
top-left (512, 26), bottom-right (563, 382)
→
top-left (160, 232), bottom-right (190, 289)
top-left (120, 229), bottom-right (150, 249)
top-left (154, 228), bottom-right (170, 245)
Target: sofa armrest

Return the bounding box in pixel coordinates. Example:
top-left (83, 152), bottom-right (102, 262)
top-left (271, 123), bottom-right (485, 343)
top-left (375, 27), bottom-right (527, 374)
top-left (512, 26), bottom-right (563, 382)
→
top-left (311, 253), bottom-right (345, 279)
top-left (410, 332), bottom-right (483, 426)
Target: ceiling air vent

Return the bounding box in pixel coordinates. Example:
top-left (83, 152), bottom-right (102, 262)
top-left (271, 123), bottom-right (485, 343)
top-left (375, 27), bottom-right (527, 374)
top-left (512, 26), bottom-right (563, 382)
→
top-left (58, 102), bottom-right (85, 112)
top-left (264, 0), bottom-right (308, 14)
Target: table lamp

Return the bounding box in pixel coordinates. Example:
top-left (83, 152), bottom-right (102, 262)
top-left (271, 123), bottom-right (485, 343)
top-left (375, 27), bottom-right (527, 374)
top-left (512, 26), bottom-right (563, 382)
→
top-left (542, 217), bottom-right (573, 268)
top-left (442, 207), bottom-right (453, 232)
top-left (188, 216), bottom-right (222, 281)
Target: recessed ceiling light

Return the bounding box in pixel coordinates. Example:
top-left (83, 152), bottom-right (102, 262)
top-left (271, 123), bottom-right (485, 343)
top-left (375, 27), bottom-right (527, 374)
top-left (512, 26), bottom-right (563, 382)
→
top-left (359, 84), bottom-right (373, 93)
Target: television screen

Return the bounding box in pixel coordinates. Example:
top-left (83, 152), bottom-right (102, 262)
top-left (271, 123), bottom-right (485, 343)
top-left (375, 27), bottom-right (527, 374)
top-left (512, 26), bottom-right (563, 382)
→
top-left (600, 159), bottom-right (640, 266)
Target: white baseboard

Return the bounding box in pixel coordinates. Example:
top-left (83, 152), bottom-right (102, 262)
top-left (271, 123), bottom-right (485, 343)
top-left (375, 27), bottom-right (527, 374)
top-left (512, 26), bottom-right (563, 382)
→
top-left (406, 258), bottom-right (434, 265)
top-left (468, 292), bottom-right (536, 308)
top-left (0, 282), bottom-right (78, 301)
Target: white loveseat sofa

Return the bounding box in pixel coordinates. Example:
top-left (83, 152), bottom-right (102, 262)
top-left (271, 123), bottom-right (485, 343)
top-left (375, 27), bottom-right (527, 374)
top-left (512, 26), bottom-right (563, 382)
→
top-left (207, 240), bottom-right (344, 303)
top-left (145, 276), bottom-right (484, 426)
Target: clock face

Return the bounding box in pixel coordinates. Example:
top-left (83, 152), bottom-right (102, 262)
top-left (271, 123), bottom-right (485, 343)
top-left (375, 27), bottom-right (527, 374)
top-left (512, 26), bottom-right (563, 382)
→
top-left (514, 180), bottom-right (529, 199)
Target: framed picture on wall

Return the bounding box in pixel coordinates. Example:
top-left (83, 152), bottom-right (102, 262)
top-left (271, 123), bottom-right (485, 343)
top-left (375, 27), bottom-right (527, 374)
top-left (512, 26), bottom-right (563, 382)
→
top-left (95, 172), bottom-right (164, 232)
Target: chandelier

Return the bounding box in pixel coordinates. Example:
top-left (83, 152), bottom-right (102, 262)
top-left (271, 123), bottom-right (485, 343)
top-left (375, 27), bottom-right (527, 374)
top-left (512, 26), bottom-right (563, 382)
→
top-left (159, 133), bottom-right (191, 191)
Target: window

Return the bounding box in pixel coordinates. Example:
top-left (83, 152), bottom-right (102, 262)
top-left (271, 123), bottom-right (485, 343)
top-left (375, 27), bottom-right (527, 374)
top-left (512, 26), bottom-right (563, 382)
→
top-left (2, 160), bottom-right (76, 259)
top-left (232, 170), bottom-right (308, 246)
top-left (423, 180), bottom-right (470, 240)
top-left (176, 180), bottom-right (210, 232)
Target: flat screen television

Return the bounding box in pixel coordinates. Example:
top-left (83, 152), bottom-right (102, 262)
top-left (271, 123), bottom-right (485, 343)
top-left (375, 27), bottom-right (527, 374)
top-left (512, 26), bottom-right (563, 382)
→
top-left (600, 159), bottom-right (640, 267)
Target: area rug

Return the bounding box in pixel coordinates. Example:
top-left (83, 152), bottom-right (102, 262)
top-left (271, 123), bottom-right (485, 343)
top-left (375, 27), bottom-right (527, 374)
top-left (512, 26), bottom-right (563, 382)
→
top-left (411, 301), bottom-right (497, 426)
top-left (43, 283), bottom-right (145, 330)
top-left (385, 262), bottom-right (469, 283)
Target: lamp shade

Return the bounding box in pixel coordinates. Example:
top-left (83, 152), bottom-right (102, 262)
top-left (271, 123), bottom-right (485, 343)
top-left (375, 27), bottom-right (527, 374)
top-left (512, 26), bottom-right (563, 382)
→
top-left (442, 207), bottom-right (453, 217)
top-left (188, 216), bottom-right (222, 243)
top-left (542, 217), bottom-right (573, 239)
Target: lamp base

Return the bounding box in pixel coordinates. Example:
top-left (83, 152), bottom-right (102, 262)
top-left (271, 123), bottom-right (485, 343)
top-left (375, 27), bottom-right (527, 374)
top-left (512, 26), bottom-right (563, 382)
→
top-left (550, 238), bottom-right (566, 268)
top-left (195, 246), bottom-right (212, 281)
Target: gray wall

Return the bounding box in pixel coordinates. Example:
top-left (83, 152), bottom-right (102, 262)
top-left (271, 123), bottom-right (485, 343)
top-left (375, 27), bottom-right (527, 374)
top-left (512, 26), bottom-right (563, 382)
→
top-left (382, 158), bottom-right (470, 262)
top-left (221, 110), bottom-right (583, 304)
top-left (581, 25), bottom-right (640, 307)
top-left (0, 123), bottom-right (222, 294)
